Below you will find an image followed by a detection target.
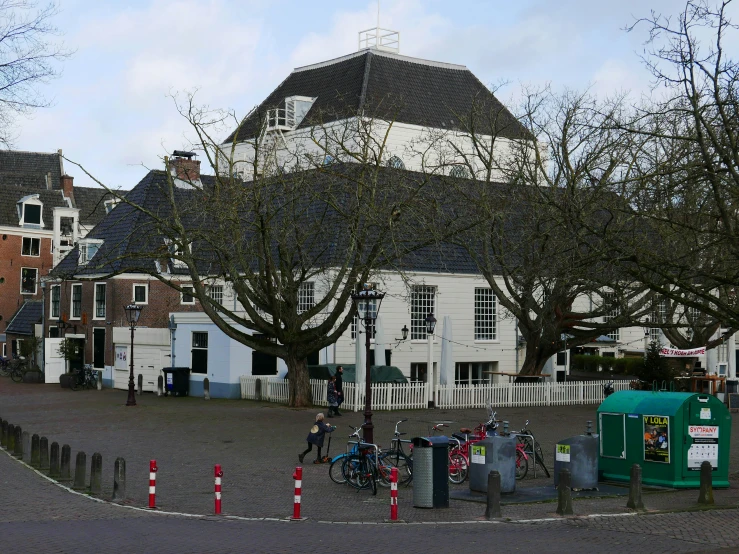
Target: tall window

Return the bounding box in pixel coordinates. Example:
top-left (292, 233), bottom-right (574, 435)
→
top-left (21, 237), bottom-right (40, 256)
top-left (603, 292), bottom-right (620, 341)
top-left (50, 285), bottom-right (60, 318)
top-left (191, 332), bottom-right (208, 374)
top-left (21, 268), bottom-right (38, 294)
top-left (94, 283), bottom-right (106, 319)
top-left (181, 286), bottom-right (195, 304)
top-left (298, 282), bottom-right (315, 314)
top-left (71, 284), bottom-right (82, 318)
top-left (455, 362), bottom-right (491, 385)
top-left (410, 285), bottom-right (436, 340)
top-left (474, 288), bottom-right (497, 340)
top-left (208, 285), bottom-right (223, 304)
top-left (650, 299), bottom-right (667, 343)
top-left (133, 284), bottom-right (148, 304)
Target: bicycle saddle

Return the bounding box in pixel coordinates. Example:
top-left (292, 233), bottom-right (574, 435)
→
top-left (459, 427), bottom-right (472, 434)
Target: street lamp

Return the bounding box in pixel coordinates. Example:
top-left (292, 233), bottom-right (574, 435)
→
top-left (56, 317), bottom-right (68, 337)
top-left (642, 317), bottom-right (651, 359)
top-left (350, 284), bottom-right (384, 444)
top-left (425, 312), bottom-right (437, 406)
top-left (124, 304), bottom-right (143, 406)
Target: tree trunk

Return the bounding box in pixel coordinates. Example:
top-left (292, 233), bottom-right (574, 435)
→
top-left (518, 339), bottom-right (553, 376)
top-left (286, 354), bottom-right (312, 407)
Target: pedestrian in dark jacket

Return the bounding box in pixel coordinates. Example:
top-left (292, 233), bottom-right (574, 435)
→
top-left (327, 376), bottom-right (338, 417)
top-left (299, 413), bottom-right (335, 464)
top-left (334, 366), bottom-right (344, 416)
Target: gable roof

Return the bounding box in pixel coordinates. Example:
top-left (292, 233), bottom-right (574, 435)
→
top-left (0, 150), bottom-right (63, 190)
top-left (225, 49), bottom-right (530, 143)
top-left (6, 301), bottom-right (43, 336)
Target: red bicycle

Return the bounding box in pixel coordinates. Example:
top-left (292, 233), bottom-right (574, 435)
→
top-left (430, 424), bottom-right (469, 484)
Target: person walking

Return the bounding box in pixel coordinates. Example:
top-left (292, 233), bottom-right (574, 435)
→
top-left (334, 366), bottom-right (344, 416)
top-left (327, 375), bottom-right (338, 417)
top-left (299, 413), bottom-right (335, 464)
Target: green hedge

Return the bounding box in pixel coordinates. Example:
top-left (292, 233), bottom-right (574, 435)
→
top-left (571, 354), bottom-right (644, 375)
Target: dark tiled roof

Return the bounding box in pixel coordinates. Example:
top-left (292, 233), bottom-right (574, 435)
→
top-left (0, 150), bottom-right (63, 190)
top-left (74, 186), bottom-right (117, 227)
top-left (6, 301), bottom-right (42, 335)
top-left (225, 49), bottom-right (530, 143)
top-left (0, 185), bottom-right (70, 227)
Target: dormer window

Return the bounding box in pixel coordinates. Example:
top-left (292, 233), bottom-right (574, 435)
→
top-left (16, 195), bottom-right (44, 228)
top-left (449, 165), bottom-right (471, 178)
top-left (387, 156), bottom-right (405, 170)
top-left (79, 238), bottom-right (103, 265)
top-left (164, 238), bottom-right (189, 269)
top-left (266, 96), bottom-right (316, 131)
top-left (104, 199), bottom-right (120, 214)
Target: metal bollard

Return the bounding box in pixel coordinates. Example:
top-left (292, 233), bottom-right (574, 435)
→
top-left (13, 426), bottom-right (23, 458)
top-left (113, 457), bottom-right (126, 501)
top-left (90, 453), bottom-right (102, 495)
top-left (73, 451), bottom-right (87, 490)
top-left (214, 464), bottom-right (223, 514)
top-left (485, 470), bottom-right (502, 519)
top-left (157, 375), bottom-right (163, 397)
top-left (556, 468), bottom-right (574, 516)
top-left (149, 460), bottom-right (158, 508)
top-left (6, 424), bottom-right (15, 453)
top-left (204, 378), bottom-right (210, 400)
top-left (390, 467), bottom-right (398, 521)
top-left (697, 460), bottom-right (715, 505)
top-left (21, 430), bottom-right (30, 461)
top-left (291, 466), bottom-right (303, 520)
top-left (49, 442), bottom-right (60, 478)
top-left (138, 374), bottom-right (143, 395)
top-left (626, 464), bottom-right (645, 511)
top-left (59, 444), bottom-right (72, 482)
top-left (30, 434), bottom-right (40, 468)
top-left (586, 420), bottom-right (593, 435)
top-left (97, 370), bottom-right (103, 391)
top-left (39, 437), bottom-right (50, 472)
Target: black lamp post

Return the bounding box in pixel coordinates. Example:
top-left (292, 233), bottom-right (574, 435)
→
top-left (124, 304), bottom-right (143, 406)
top-left (425, 312), bottom-right (437, 406)
top-left (350, 284), bottom-right (384, 444)
top-left (643, 317), bottom-right (651, 359)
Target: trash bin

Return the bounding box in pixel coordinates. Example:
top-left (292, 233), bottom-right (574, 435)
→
top-left (412, 436), bottom-right (449, 508)
top-left (726, 379), bottom-right (738, 394)
top-left (162, 367), bottom-right (190, 397)
top-left (553, 422), bottom-right (599, 490)
top-left (469, 433), bottom-right (517, 494)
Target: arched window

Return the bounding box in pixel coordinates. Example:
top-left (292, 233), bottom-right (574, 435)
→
top-left (449, 165), bottom-right (470, 178)
top-left (387, 156), bottom-right (405, 170)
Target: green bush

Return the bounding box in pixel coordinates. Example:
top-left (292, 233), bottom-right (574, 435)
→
top-left (571, 354), bottom-right (644, 375)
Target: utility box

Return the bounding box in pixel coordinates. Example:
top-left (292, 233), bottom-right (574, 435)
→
top-left (553, 425), bottom-right (599, 490)
top-left (162, 367), bottom-right (191, 397)
top-left (412, 437), bottom-right (449, 508)
top-left (469, 434), bottom-right (517, 494)
top-left (597, 391), bottom-right (731, 488)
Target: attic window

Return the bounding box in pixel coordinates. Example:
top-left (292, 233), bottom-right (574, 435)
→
top-left (266, 96), bottom-right (316, 131)
top-left (164, 238), bottom-right (190, 268)
top-left (104, 199), bottom-right (119, 214)
top-left (79, 238), bottom-right (103, 265)
top-left (449, 165), bottom-right (470, 178)
top-left (16, 195), bottom-right (44, 228)
top-left (387, 156), bottom-right (405, 170)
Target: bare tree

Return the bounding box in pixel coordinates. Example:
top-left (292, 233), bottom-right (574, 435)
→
top-left (0, 1), bottom-right (69, 147)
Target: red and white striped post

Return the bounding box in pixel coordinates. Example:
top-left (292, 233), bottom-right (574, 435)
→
top-left (148, 460), bottom-right (158, 509)
top-left (291, 466), bottom-right (303, 520)
top-left (390, 467), bottom-right (398, 521)
top-left (214, 464), bottom-right (223, 515)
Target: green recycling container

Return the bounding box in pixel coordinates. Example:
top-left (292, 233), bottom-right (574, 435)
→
top-left (597, 391), bottom-right (731, 488)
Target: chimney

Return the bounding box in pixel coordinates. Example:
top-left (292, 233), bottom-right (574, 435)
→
top-left (169, 150), bottom-right (201, 182)
top-left (60, 174), bottom-right (75, 203)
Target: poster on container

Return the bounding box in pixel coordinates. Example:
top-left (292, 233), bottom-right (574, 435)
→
top-left (687, 425), bottom-right (719, 470)
top-left (643, 415), bottom-right (670, 463)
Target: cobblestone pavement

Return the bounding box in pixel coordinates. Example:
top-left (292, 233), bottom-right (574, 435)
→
top-left (1, 378), bottom-right (739, 526)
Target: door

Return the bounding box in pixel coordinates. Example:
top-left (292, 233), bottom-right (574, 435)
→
top-left (114, 345), bottom-right (129, 389)
top-left (68, 338), bottom-right (85, 373)
top-left (93, 328), bottom-right (105, 369)
top-left (599, 413), bottom-right (626, 459)
top-left (44, 338), bottom-right (66, 383)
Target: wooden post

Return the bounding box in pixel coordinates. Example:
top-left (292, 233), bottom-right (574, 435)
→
top-left (73, 451), bottom-right (87, 490)
top-left (697, 461), bottom-right (715, 505)
top-left (485, 470), bottom-right (502, 519)
top-left (626, 464), bottom-right (645, 511)
top-left (113, 457), bottom-right (126, 501)
top-left (39, 437), bottom-right (50, 472)
top-left (556, 469), bottom-right (574, 515)
top-left (49, 442), bottom-right (60, 478)
top-left (90, 453), bottom-right (103, 495)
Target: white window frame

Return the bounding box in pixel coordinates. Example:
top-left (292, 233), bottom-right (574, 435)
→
top-left (603, 291), bottom-right (620, 341)
top-left (79, 239), bottom-right (103, 265)
top-left (474, 288), bottom-right (497, 341)
top-left (410, 285), bottom-right (436, 341)
top-left (17, 195), bottom-right (44, 228)
top-left (104, 199), bottom-right (119, 214)
top-left (298, 282), bottom-right (315, 314)
top-left (133, 284), bottom-right (148, 305)
top-left (208, 285), bottom-right (223, 305)
top-left (21, 237), bottom-right (41, 257)
top-left (50, 284), bottom-right (61, 319)
top-left (70, 283), bottom-right (82, 319)
top-left (20, 267), bottom-right (38, 295)
top-left (93, 283), bottom-right (106, 320)
top-left (181, 285), bottom-right (195, 305)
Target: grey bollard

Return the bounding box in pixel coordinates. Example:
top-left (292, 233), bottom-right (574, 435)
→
top-left (137, 374), bottom-right (143, 395)
top-left (90, 453), bottom-right (102, 495)
top-left (626, 464), bottom-right (645, 511)
top-left (255, 378), bottom-right (262, 401)
top-left (556, 469), bottom-right (574, 515)
top-left (59, 444), bottom-right (72, 482)
top-left (157, 375), bottom-right (163, 397)
top-left (30, 434), bottom-right (40, 468)
top-left (73, 451), bottom-right (87, 490)
top-left (697, 460), bottom-right (715, 505)
top-left (7, 424), bottom-right (16, 454)
top-left (39, 437), bottom-right (50, 472)
top-left (13, 426), bottom-right (23, 458)
top-left (204, 377), bottom-right (210, 400)
top-left (49, 442), bottom-right (61, 478)
top-left (113, 457), bottom-right (126, 501)
top-left (586, 420), bottom-right (593, 435)
top-left (97, 370), bottom-right (103, 390)
top-left (485, 470), bottom-right (502, 519)
top-left (22, 431), bottom-right (30, 462)
top-left (1, 420), bottom-right (6, 448)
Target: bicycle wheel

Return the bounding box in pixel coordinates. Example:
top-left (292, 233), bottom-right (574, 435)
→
top-left (70, 373), bottom-right (81, 391)
top-left (10, 368), bottom-right (23, 383)
top-left (515, 449), bottom-right (529, 480)
top-left (342, 454), bottom-right (364, 489)
top-left (365, 457), bottom-right (377, 495)
top-left (381, 450), bottom-right (412, 485)
top-left (329, 456), bottom-right (347, 484)
top-left (448, 451), bottom-right (468, 484)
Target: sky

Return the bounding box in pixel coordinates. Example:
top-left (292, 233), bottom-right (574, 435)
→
top-left (10, 0), bottom-right (722, 190)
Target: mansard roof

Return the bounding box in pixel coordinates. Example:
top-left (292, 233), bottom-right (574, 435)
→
top-left (225, 48), bottom-right (530, 143)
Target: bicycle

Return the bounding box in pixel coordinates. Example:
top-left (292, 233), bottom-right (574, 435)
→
top-left (430, 424), bottom-right (469, 484)
top-left (516, 419), bottom-right (550, 478)
top-left (9, 356), bottom-right (27, 383)
top-left (0, 356), bottom-right (10, 377)
top-left (340, 425), bottom-right (379, 495)
top-left (70, 365), bottom-right (97, 391)
top-left (379, 419), bottom-right (413, 486)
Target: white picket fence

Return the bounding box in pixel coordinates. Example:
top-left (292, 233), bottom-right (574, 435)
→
top-left (239, 376), bottom-right (631, 410)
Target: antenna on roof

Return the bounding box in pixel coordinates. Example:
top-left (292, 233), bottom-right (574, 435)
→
top-left (358, 0), bottom-right (399, 53)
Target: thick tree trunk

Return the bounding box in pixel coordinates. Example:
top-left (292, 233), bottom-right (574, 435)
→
top-left (518, 339), bottom-right (554, 376)
top-left (286, 354), bottom-right (312, 407)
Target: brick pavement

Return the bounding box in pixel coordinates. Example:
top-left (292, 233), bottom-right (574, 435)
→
top-left (1, 378), bottom-right (739, 524)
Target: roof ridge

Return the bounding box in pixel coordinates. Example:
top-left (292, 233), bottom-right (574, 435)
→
top-left (0, 149), bottom-right (60, 156)
top-left (293, 48), bottom-right (468, 74)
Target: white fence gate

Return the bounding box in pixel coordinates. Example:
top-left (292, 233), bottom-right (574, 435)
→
top-left (240, 377), bottom-right (631, 411)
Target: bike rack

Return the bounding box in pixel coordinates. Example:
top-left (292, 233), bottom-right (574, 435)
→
top-left (514, 432), bottom-right (540, 478)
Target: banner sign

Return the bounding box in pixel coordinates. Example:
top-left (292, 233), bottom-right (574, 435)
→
top-left (660, 346), bottom-right (706, 357)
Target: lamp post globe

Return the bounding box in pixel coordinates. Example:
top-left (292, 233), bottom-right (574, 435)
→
top-left (350, 284), bottom-right (384, 444)
top-left (124, 304), bottom-right (143, 406)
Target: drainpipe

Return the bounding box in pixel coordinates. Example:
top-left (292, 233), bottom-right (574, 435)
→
top-left (40, 281), bottom-right (46, 373)
top-left (515, 319), bottom-right (519, 374)
top-left (169, 315), bottom-right (177, 368)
